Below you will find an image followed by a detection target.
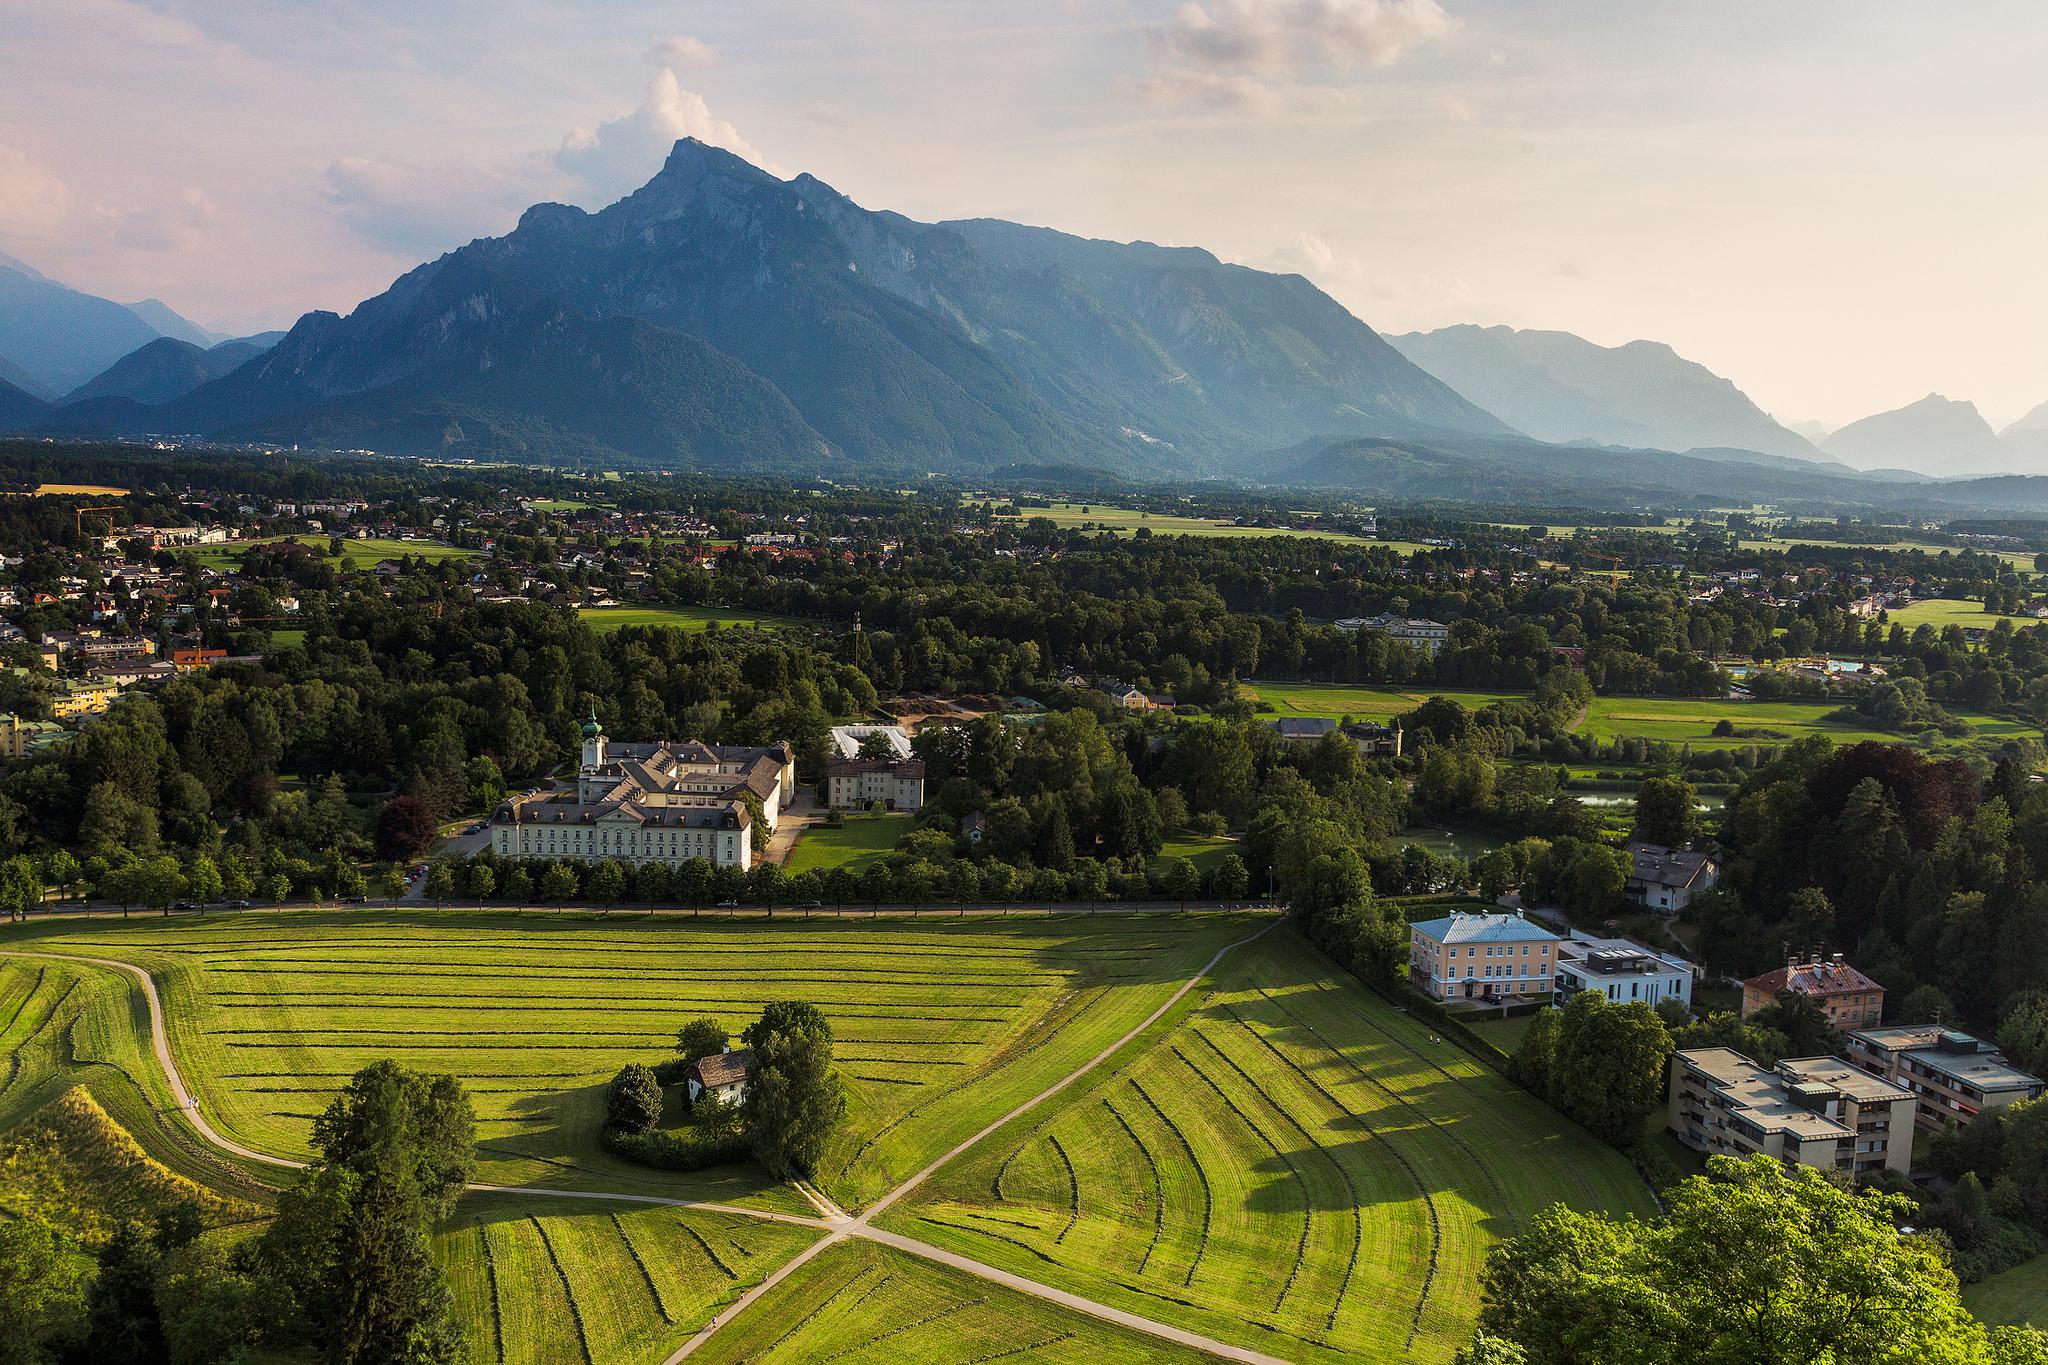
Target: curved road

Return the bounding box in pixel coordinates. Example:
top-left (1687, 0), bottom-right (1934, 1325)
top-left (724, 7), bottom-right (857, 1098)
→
top-left (2, 923), bottom-right (1287, 1365)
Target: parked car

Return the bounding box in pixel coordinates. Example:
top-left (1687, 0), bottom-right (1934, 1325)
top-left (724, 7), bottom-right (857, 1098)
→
top-left (715, 899), bottom-right (739, 909)
top-left (230, 899), bottom-right (252, 910)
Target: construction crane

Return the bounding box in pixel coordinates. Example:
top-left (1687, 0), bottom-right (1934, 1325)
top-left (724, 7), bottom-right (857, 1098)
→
top-left (75, 506), bottom-right (119, 541)
top-left (1584, 552), bottom-right (1626, 587)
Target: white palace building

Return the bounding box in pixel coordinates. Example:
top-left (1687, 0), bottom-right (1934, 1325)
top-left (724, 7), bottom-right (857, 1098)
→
top-left (488, 715), bottom-right (795, 869)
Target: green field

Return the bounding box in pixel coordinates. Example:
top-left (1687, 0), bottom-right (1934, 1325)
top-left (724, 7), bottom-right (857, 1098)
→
top-left (693, 1239), bottom-right (1199, 1364)
top-left (1247, 682), bottom-right (1524, 720)
top-left (784, 813), bottom-right (912, 874)
top-left (984, 502), bottom-right (1423, 551)
top-left (1882, 597), bottom-right (2032, 631)
top-left (1152, 833), bottom-right (1239, 876)
top-left (1392, 825), bottom-right (1505, 860)
top-left (887, 929), bottom-right (1654, 1364)
top-left (437, 1193), bottom-right (819, 1365)
top-left (189, 534), bottom-right (477, 570)
top-left (576, 604), bottom-right (805, 634)
top-left (1967, 1253), bottom-right (2048, 1329)
top-left (0, 911), bottom-right (1259, 1212)
top-left (1578, 694), bottom-right (2036, 749)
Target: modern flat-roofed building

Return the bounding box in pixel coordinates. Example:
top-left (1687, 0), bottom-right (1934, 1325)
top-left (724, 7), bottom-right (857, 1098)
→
top-left (1742, 953), bottom-right (1884, 1030)
top-left (1555, 931), bottom-right (1695, 1010)
top-left (1843, 1025), bottom-right (2045, 1132)
top-left (1408, 911), bottom-right (1560, 1002)
top-left (1668, 1047), bottom-right (1915, 1177)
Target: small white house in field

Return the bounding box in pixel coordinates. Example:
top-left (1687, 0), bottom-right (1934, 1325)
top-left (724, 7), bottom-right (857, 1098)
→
top-left (687, 1048), bottom-right (755, 1106)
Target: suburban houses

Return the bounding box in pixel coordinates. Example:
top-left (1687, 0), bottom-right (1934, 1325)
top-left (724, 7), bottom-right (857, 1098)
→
top-left (1741, 953), bottom-right (1886, 1030)
top-left (1554, 931), bottom-right (1695, 1010)
top-left (1624, 841), bottom-right (1719, 913)
top-left (1407, 911), bottom-right (1560, 1002)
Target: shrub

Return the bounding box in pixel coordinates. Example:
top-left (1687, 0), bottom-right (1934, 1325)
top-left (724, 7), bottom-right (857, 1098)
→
top-left (605, 1065), bottom-right (663, 1135)
top-left (600, 1127), bottom-right (748, 1172)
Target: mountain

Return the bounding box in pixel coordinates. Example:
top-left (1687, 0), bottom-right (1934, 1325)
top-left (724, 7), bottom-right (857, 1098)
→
top-left (1786, 418), bottom-right (1833, 443)
top-left (0, 353), bottom-right (53, 402)
top-left (1822, 394), bottom-right (2010, 476)
top-left (0, 375), bottom-right (49, 428)
top-left (1385, 325), bottom-right (1827, 461)
top-left (221, 329), bottom-right (288, 352)
top-left (121, 298), bottom-right (222, 348)
top-left (98, 139), bottom-right (1507, 474)
top-left (63, 335), bottom-right (268, 406)
top-left (2003, 401), bottom-right (2048, 463)
top-left (0, 258), bottom-right (166, 396)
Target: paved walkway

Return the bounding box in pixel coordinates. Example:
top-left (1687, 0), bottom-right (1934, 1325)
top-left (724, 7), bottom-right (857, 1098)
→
top-left (1, 922), bottom-right (1288, 1365)
top-left (756, 784), bottom-right (822, 866)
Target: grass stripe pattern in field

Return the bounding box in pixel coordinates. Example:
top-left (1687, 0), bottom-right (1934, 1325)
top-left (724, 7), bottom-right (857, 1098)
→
top-left (689, 1238), bottom-right (1203, 1364)
top-left (5, 910), bottom-right (1258, 1208)
top-left (890, 929), bottom-right (1654, 1364)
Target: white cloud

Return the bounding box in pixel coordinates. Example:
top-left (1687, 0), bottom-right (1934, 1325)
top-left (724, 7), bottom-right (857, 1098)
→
top-left (650, 34), bottom-right (717, 68)
top-left (553, 70), bottom-right (775, 202)
top-left (0, 144), bottom-right (73, 238)
top-left (318, 155), bottom-right (555, 258)
top-left (1145, 0), bottom-right (1458, 107)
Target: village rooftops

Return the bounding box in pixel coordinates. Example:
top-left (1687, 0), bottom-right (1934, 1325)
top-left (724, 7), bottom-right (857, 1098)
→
top-left (1626, 843), bottom-right (1715, 890)
top-left (1678, 1047), bottom-right (1909, 1141)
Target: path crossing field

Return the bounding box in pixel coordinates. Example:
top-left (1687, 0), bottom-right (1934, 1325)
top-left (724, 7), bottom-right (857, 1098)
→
top-left (887, 930), bottom-right (1653, 1364)
top-left (0, 910), bottom-right (1259, 1210)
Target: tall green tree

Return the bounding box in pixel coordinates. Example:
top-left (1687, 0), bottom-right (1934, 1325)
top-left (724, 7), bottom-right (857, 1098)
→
top-left (1547, 990), bottom-right (1674, 1147)
top-left (1631, 775), bottom-right (1699, 849)
top-left (741, 1001), bottom-right (847, 1179)
top-left (1473, 1154), bottom-right (2043, 1365)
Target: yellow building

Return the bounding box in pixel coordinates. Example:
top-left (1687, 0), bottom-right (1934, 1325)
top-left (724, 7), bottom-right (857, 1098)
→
top-left (0, 712), bottom-right (66, 758)
top-left (53, 680), bottom-right (120, 720)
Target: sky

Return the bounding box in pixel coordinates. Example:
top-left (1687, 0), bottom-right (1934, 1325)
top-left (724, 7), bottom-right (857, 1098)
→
top-left (1, 0), bottom-right (2042, 431)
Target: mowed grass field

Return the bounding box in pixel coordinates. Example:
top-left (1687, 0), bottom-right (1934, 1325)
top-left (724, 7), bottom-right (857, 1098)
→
top-left (576, 604), bottom-right (806, 634)
top-left (1248, 682), bottom-right (1525, 721)
top-left (981, 502), bottom-right (1422, 551)
top-left (189, 534), bottom-right (477, 570)
top-left (1883, 597), bottom-right (2032, 631)
top-left (436, 1194), bottom-right (819, 1365)
top-left (784, 813), bottom-right (911, 874)
top-left (693, 1240), bottom-right (1202, 1364)
top-left (888, 929), bottom-right (1654, 1365)
top-left (1967, 1252), bottom-right (2048, 1329)
top-left (0, 911), bottom-right (1261, 1212)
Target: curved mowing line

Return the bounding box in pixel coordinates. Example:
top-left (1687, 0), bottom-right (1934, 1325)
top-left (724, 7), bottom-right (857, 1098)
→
top-left (1168, 1041), bottom-right (1312, 1315)
top-left (610, 1212), bottom-right (674, 1324)
top-left (1100, 1095), bottom-right (1166, 1276)
top-left (1128, 1078), bottom-right (1211, 1289)
top-left (835, 982), bottom-right (1113, 1182)
top-left (210, 999), bottom-right (1017, 1023)
top-left (681, 1220), bottom-right (739, 1280)
top-left (1291, 979), bottom-right (1589, 1217)
top-left (1210, 1010), bottom-right (1379, 1342)
top-left (816, 1295), bottom-right (987, 1363)
top-left (754, 1265), bottom-right (887, 1360)
top-left (530, 1217), bottom-right (595, 1365)
top-left (1046, 1134), bottom-right (1081, 1245)
top-left (961, 1331), bottom-right (1073, 1363)
top-left (0, 964), bottom-right (48, 1037)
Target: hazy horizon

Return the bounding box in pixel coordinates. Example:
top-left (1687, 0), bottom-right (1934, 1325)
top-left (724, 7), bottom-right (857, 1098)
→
top-left (1, 1), bottom-right (2041, 430)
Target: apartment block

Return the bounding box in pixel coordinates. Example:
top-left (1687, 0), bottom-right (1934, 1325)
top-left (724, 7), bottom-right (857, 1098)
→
top-left (1844, 1025), bottom-right (2045, 1133)
top-left (1668, 1047), bottom-right (1915, 1178)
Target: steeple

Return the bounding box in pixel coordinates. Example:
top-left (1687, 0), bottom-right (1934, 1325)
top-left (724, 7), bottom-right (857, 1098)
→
top-left (580, 708), bottom-right (605, 769)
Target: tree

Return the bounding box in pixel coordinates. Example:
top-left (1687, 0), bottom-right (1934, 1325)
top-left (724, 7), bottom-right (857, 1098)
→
top-left (41, 849), bottom-right (77, 904)
top-left (1211, 852), bottom-right (1250, 900)
top-left (424, 861), bottom-right (456, 908)
top-left (463, 863), bottom-right (494, 906)
top-left (260, 1061), bottom-right (475, 1365)
top-left (741, 1001), bottom-right (847, 1179)
top-left (1749, 991), bottom-right (1843, 1059)
top-left (1632, 775), bottom-right (1699, 849)
top-left (269, 873), bottom-right (292, 906)
top-left (587, 859), bottom-right (625, 909)
top-left (221, 852), bottom-right (254, 904)
top-left (1899, 983), bottom-right (1959, 1025)
top-left (186, 854), bottom-right (223, 906)
top-left (606, 1064), bottom-right (664, 1134)
top-left (374, 795), bottom-right (439, 863)
top-left (1508, 1006), bottom-right (1561, 1094)
top-left (1547, 990), bottom-right (1674, 1147)
top-left (540, 862), bottom-right (578, 904)
top-left (1160, 856), bottom-right (1201, 909)
top-left (1474, 1154), bottom-right (2022, 1365)
top-left (136, 854), bottom-right (184, 915)
top-left (2000, 990), bottom-right (2048, 1077)
top-left (0, 1214), bottom-right (83, 1365)
top-left (677, 1018), bottom-right (730, 1062)
top-left (0, 854), bottom-right (41, 921)
top-left (80, 1219), bottom-right (174, 1364)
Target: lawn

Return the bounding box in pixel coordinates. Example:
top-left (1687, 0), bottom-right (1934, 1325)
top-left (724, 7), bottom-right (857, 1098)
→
top-left (437, 1192), bottom-right (819, 1365)
top-left (1151, 832), bottom-right (1239, 876)
top-left (0, 910), bottom-right (1261, 1212)
top-left (1246, 682), bottom-right (1526, 720)
top-left (189, 534), bottom-right (477, 570)
top-left (981, 501), bottom-right (1420, 550)
top-left (1883, 597), bottom-right (2032, 631)
top-left (1392, 825), bottom-right (1506, 861)
top-left (693, 1239), bottom-right (1201, 1364)
top-left (1578, 694), bottom-right (2036, 750)
top-left (885, 927), bottom-right (1654, 1365)
top-left (1967, 1252), bottom-right (2048, 1329)
top-left (784, 813), bottom-right (911, 874)
top-left (1458, 1010), bottom-right (1536, 1057)
top-left (576, 604), bottom-right (805, 634)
